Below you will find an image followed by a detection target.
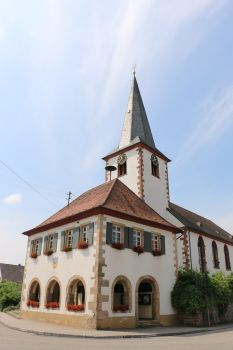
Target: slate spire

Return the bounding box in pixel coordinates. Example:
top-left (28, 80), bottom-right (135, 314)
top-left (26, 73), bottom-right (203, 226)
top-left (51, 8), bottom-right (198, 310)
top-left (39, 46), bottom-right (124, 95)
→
top-left (119, 73), bottom-right (156, 149)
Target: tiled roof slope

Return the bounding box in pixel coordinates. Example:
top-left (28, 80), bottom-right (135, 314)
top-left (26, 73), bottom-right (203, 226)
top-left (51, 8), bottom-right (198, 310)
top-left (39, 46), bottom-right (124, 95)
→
top-left (23, 179), bottom-right (180, 236)
top-left (0, 263), bottom-right (24, 284)
top-left (169, 202), bottom-right (233, 244)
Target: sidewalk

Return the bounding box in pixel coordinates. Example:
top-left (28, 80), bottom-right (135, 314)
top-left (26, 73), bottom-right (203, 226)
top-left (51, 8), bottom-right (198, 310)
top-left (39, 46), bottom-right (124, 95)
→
top-left (0, 312), bottom-right (233, 339)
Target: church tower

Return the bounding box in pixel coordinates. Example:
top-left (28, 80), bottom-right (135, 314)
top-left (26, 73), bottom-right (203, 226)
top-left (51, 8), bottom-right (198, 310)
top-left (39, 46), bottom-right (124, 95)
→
top-left (103, 73), bottom-right (170, 217)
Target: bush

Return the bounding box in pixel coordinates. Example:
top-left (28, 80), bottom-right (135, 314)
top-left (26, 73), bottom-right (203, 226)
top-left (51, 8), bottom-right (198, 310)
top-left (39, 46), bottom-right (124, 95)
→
top-left (171, 270), bottom-right (215, 315)
top-left (211, 272), bottom-right (231, 315)
top-left (0, 280), bottom-right (21, 311)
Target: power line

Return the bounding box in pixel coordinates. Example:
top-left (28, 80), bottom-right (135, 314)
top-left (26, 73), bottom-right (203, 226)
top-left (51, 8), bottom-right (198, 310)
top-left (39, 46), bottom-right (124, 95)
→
top-left (0, 158), bottom-right (60, 209)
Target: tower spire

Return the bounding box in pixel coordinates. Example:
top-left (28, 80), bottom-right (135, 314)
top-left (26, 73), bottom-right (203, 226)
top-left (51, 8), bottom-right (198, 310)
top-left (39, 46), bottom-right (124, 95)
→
top-left (119, 73), bottom-right (155, 149)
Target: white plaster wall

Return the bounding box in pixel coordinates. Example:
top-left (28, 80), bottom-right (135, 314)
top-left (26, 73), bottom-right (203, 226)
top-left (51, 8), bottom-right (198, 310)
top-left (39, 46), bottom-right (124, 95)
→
top-left (166, 211), bottom-right (184, 269)
top-left (21, 216), bottom-right (97, 316)
top-left (106, 148), bottom-right (139, 196)
top-left (143, 149), bottom-right (169, 217)
top-left (102, 215), bottom-right (177, 317)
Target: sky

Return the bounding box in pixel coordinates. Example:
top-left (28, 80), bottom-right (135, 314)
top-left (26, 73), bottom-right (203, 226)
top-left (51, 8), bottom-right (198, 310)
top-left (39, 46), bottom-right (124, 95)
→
top-left (0, 0), bottom-right (233, 265)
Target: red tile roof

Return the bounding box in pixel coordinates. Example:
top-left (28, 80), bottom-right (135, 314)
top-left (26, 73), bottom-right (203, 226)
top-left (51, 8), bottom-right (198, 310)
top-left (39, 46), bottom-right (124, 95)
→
top-left (23, 179), bottom-right (181, 236)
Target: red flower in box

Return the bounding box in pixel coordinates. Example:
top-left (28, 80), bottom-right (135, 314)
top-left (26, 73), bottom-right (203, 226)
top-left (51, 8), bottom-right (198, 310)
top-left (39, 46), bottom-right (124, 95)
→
top-left (77, 241), bottom-right (88, 249)
top-left (111, 242), bottom-right (124, 250)
top-left (27, 300), bottom-right (39, 308)
top-left (44, 249), bottom-right (53, 256)
top-left (133, 246), bottom-right (144, 254)
top-left (30, 252), bottom-right (37, 259)
top-left (113, 305), bottom-right (129, 312)
top-left (45, 302), bottom-right (59, 309)
top-left (152, 250), bottom-right (162, 256)
top-left (67, 304), bottom-right (85, 312)
top-left (63, 246), bottom-right (72, 252)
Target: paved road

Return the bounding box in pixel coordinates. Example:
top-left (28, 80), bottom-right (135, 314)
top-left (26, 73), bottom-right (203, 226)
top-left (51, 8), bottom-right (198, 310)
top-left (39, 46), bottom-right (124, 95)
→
top-left (1, 324), bottom-right (233, 350)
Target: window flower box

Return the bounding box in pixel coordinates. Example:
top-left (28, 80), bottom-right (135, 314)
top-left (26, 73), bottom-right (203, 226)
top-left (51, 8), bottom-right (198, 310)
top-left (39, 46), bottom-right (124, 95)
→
top-left (113, 305), bottom-right (129, 312)
top-left (67, 304), bottom-right (85, 312)
top-left (111, 242), bottom-right (124, 250)
top-left (44, 249), bottom-right (53, 256)
top-left (133, 246), bottom-right (144, 254)
top-left (152, 250), bottom-right (162, 256)
top-left (30, 252), bottom-right (38, 259)
top-left (45, 302), bottom-right (59, 309)
top-left (77, 241), bottom-right (88, 249)
top-left (27, 300), bottom-right (39, 308)
top-left (63, 246), bottom-right (72, 252)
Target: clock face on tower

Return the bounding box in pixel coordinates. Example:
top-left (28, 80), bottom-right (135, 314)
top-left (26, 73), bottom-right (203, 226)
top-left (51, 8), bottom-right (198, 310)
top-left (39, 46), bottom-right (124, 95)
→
top-left (151, 155), bottom-right (158, 166)
top-left (117, 153), bottom-right (127, 165)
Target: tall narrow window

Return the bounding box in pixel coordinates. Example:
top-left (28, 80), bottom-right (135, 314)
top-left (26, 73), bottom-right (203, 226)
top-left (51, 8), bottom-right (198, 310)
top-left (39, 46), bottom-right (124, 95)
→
top-left (212, 241), bottom-right (219, 268)
top-left (133, 229), bottom-right (142, 247)
top-left (117, 154), bottom-right (127, 177)
top-left (224, 245), bottom-right (231, 270)
top-left (198, 236), bottom-right (206, 273)
top-left (152, 234), bottom-right (160, 252)
top-left (151, 155), bottom-right (159, 178)
top-left (112, 225), bottom-right (122, 244)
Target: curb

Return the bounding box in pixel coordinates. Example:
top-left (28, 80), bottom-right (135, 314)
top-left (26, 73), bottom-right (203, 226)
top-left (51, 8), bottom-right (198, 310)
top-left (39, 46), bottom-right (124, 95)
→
top-left (1, 319), bottom-right (233, 339)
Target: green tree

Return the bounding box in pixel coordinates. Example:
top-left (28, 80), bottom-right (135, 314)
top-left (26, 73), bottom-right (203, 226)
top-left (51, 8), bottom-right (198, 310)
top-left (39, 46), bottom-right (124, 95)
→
top-left (0, 280), bottom-right (21, 311)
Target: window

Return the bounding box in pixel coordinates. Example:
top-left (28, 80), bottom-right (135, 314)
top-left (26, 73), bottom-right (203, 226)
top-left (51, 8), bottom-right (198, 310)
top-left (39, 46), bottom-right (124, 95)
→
top-left (118, 162), bottom-right (127, 176)
top-left (27, 281), bottom-right (40, 308)
top-left (212, 241), bottom-right (219, 269)
top-left (198, 236), bottom-right (206, 273)
top-left (30, 238), bottom-right (42, 258)
top-left (67, 279), bottom-right (85, 312)
top-left (81, 225), bottom-right (89, 243)
top-left (112, 225), bottom-right (122, 244)
top-left (46, 280), bottom-right (60, 309)
top-left (152, 234), bottom-right (160, 252)
top-left (133, 229), bottom-right (142, 247)
top-left (151, 155), bottom-right (159, 178)
top-left (49, 235), bottom-right (54, 250)
top-left (44, 233), bottom-right (58, 255)
top-left (224, 245), bottom-right (231, 270)
top-left (112, 277), bottom-right (131, 312)
top-left (65, 230), bottom-right (73, 248)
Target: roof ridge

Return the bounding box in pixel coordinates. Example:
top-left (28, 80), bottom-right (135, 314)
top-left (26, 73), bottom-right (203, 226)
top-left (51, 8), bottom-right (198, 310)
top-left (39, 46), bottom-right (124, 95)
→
top-left (100, 179), bottom-right (118, 207)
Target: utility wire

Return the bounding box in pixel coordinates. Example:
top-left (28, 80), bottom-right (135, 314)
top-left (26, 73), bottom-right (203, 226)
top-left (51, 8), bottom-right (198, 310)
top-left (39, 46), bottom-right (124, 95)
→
top-left (0, 158), bottom-right (60, 209)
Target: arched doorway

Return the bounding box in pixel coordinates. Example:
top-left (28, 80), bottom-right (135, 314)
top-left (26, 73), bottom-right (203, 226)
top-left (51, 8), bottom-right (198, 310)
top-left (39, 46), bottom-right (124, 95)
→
top-left (27, 280), bottom-right (40, 307)
top-left (136, 277), bottom-right (159, 321)
top-left (67, 279), bottom-right (85, 311)
top-left (46, 280), bottom-right (60, 308)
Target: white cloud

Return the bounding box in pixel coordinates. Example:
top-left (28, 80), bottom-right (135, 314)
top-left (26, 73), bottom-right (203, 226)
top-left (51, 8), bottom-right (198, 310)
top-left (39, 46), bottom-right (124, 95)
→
top-left (3, 193), bottom-right (22, 205)
top-left (175, 85), bottom-right (233, 164)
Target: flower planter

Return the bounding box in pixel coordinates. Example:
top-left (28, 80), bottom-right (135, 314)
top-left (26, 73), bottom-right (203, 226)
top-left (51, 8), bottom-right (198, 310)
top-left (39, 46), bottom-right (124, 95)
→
top-left (77, 242), bottom-right (88, 249)
top-left (63, 246), bottom-right (72, 252)
top-left (111, 243), bottom-right (124, 250)
top-left (27, 300), bottom-right (39, 308)
top-left (44, 250), bottom-right (53, 256)
top-left (152, 250), bottom-right (162, 256)
top-left (133, 246), bottom-right (144, 255)
top-left (45, 302), bottom-right (59, 309)
top-left (113, 305), bottom-right (129, 312)
top-left (67, 304), bottom-right (85, 312)
top-left (30, 252), bottom-right (38, 259)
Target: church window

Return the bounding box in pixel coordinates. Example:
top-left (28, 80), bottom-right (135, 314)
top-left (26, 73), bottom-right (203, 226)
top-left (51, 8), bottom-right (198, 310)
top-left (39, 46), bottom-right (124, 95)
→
top-left (198, 236), bottom-right (206, 273)
top-left (133, 229), bottom-right (143, 247)
top-left (212, 241), bottom-right (219, 269)
top-left (151, 155), bottom-right (159, 178)
top-left (224, 245), bottom-right (231, 270)
top-left (117, 154), bottom-right (127, 177)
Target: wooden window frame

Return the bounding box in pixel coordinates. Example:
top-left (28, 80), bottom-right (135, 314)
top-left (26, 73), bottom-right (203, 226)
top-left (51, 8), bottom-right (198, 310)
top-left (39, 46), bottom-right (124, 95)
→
top-left (64, 229), bottom-right (73, 249)
top-left (80, 224), bottom-right (90, 243)
top-left (152, 233), bottom-right (161, 252)
top-left (133, 229), bottom-right (143, 248)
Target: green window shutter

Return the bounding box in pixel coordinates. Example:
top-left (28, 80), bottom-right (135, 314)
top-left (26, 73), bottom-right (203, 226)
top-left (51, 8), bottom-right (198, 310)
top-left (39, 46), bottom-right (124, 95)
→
top-left (30, 240), bottom-right (34, 255)
top-left (160, 235), bottom-right (166, 255)
top-left (53, 233), bottom-right (58, 252)
top-left (88, 223), bottom-right (94, 245)
top-left (124, 227), bottom-right (129, 248)
top-left (128, 227), bottom-right (134, 249)
top-left (106, 222), bottom-right (113, 245)
top-left (60, 231), bottom-right (65, 251)
top-left (43, 236), bottom-right (48, 254)
top-left (144, 232), bottom-right (152, 252)
top-left (72, 227), bottom-right (80, 248)
top-left (37, 238), bottom-right (42, 256)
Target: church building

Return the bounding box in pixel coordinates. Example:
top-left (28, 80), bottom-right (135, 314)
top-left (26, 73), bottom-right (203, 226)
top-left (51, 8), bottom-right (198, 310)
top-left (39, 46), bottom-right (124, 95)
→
top-left (20, 73), bottom-right (233, 329)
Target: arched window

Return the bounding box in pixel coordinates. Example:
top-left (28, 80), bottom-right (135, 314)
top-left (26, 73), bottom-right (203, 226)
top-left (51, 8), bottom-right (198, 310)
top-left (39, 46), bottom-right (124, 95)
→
top-left (151, 155), bottom-right (159, 178)
top-left (46, 280), bottom-right (60, 309)
top-left (67, 279), bottom-right (85, 312)
top-left (212, 241), bottom-right (219, 269)
top-left (112, 277), bottom-right (131, 312)
top-left (224, 245), bottom-right (231, 271)
top-left (27, 280), bottom-right (40, 308)
top-left (198, 236), bottom-right (206, 273)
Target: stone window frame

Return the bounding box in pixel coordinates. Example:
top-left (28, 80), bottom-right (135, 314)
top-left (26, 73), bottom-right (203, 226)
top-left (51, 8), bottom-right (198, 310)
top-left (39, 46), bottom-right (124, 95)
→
top-left (66, 275), bottom-right (86, 311)
top-left (111, 275), bottom-right (132, 313)
top-left (44, 277), bottom-right (61, 307)
top-left (198, 236), bottom-right (207, 273)
top-left (212, 241), bottom-right (220, 269)
top-left (224, 244), bottom-right (231, 271)
top-left (151, 155), bottom-right (160, 178)
top-left (27, 278), bottom-right (41, 305)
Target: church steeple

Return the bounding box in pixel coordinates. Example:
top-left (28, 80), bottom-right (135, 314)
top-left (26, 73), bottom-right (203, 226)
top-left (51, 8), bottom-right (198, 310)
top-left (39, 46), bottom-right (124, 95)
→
top-left (119, 73), bottom-right (156, 150)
